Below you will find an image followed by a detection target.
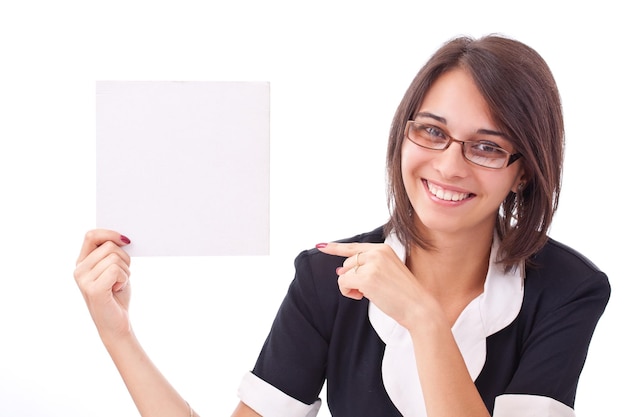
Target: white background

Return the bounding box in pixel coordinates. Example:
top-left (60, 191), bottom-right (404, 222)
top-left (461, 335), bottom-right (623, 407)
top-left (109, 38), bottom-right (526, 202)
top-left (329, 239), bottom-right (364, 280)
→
top-left (0, 1), bottom-right (623, 416)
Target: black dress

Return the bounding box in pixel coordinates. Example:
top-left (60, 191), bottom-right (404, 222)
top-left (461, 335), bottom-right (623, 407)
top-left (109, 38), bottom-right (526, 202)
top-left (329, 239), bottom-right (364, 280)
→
top-left (237, 227), bottom-right (610, 416)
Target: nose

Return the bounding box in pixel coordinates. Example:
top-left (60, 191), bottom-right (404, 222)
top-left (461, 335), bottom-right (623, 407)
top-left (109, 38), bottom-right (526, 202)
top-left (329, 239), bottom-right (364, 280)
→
top-left (432, 141), bottom-right (469, 178)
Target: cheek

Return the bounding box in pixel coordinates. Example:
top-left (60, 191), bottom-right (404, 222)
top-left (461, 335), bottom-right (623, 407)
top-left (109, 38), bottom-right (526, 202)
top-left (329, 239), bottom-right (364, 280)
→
top-left (478, 173), bottom-right (519, 203)
top-left (400, 143), bottom-right (431, 202)
top-left (498, 167), bottom-right (525, 196)
top-left (400, 141), bottom-right (423, 178)
top-left (400, 147), bottom-right (416, 191)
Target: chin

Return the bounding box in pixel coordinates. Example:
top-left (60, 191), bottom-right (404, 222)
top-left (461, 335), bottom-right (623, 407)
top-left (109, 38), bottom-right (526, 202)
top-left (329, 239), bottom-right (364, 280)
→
top-left (413, 209), bottom-right (463, 235)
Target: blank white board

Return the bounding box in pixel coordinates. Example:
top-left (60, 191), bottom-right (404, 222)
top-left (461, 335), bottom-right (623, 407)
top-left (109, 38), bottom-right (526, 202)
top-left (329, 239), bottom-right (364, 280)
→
top-left (96, 81), bottom-right (270, 256)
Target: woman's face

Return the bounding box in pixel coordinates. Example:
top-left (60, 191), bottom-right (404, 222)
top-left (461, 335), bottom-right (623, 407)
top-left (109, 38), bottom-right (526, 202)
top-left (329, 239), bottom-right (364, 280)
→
top-left (401, 68), bottom-right (525, 240)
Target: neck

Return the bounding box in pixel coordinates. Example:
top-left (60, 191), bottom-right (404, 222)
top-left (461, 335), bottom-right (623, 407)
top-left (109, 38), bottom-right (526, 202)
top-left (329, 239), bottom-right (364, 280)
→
top-left (406, 228), bottom-right (493, 324)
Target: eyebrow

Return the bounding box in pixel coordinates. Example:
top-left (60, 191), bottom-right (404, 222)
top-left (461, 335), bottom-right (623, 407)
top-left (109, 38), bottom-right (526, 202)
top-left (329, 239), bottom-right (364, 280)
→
top-left (414, 112), bottom-right (509, 138)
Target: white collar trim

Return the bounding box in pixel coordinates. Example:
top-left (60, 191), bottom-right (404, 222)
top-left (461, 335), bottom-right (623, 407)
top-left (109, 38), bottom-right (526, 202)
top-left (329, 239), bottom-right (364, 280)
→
top-left (368, 231), bottom-right (525, 416)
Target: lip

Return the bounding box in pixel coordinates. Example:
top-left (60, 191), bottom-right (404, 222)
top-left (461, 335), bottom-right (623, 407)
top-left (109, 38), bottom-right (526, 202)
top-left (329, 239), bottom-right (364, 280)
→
top-left (422, 179), bottom-right (475, 204)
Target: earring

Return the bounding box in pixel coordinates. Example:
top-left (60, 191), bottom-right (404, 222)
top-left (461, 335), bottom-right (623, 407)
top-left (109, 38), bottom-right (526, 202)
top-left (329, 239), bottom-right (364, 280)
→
top-left (518, 182), bottom-right (525, 192)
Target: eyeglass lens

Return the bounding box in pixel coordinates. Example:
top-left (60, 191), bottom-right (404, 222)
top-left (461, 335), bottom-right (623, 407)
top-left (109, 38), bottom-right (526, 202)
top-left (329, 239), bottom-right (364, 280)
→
top-left (407, 122), bottom-right (511, 169)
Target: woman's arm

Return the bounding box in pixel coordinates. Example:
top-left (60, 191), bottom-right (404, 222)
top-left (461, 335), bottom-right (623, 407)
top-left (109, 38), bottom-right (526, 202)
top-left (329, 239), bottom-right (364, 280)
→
top-left (408, 313), bottom-right (490, 417)
top-left (318, 242), bottom-right (490, 417)
top-left (74, 229), bottom-right (198, 417)
top-left (102, 330), bottom-right (198, 417)
top-left (231, 402), bottom-right (262, 416)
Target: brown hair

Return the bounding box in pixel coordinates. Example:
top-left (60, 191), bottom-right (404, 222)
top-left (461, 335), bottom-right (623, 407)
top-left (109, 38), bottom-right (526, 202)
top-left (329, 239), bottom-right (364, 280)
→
top-left (384, 35), bottom-right (564, 269)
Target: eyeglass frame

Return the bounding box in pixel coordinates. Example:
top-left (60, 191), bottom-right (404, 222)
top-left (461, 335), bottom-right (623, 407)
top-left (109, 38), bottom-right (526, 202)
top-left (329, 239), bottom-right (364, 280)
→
top-left (404, 120), bottom-right (522, 169)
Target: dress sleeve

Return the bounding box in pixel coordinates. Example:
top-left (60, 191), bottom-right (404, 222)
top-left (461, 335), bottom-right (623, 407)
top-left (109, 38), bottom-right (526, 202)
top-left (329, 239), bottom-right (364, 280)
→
top-left (493, 270), bottom-right (610, 416)
top-left (237, 249), bottom-right (337, 416)
top-left (237, 372), bottom-right (322, 417)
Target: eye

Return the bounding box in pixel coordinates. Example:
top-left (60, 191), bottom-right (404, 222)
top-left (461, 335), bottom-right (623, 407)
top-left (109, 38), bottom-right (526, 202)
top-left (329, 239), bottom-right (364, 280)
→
top-left (420, 125), bottom-right (448, 143)
top-left (470, 141), bottom-right (507, 157)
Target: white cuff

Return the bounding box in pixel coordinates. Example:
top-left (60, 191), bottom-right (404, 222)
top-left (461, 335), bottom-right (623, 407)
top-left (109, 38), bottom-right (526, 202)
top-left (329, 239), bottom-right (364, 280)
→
top-left (237, 372), bottom-right (322, 417)
top-left (494, 394), bottom-right (575, 417)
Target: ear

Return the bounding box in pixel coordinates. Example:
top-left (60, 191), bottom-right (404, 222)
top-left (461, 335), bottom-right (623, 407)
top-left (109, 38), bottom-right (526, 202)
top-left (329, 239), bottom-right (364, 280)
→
top-left (511, 169), bottom-right (527, 194)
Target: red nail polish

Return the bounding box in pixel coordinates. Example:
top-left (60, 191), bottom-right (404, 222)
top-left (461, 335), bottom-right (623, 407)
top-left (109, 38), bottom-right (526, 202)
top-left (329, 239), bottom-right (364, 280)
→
top-left (120, 235), bottom-right (131, 244)
top-left (315, 243), bottom-right (328, 249)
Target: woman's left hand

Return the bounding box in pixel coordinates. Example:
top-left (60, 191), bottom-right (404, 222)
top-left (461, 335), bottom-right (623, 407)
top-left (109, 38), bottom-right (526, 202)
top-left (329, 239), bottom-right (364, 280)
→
top-left (316, 242), bottom-right (437, 329)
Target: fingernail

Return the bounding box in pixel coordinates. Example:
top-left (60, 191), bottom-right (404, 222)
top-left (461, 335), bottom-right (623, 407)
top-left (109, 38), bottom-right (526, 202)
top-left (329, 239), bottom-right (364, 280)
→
top-left (120, 235), bottom-right (131, 244)
top-left (315, 243), bottom-right (327, 249)
top-left (336, 267), bottom-right (342, 275)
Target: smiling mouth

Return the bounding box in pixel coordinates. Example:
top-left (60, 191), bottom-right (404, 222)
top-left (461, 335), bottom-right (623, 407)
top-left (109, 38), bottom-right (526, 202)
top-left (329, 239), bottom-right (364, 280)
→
top-left (426, 180), bottom-right (473, 202)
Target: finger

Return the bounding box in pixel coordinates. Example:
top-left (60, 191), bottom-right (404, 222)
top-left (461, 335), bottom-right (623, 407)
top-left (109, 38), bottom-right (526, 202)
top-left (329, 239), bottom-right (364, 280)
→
top-left (337, 270), bottom-right (364, 300)
top-left (75, 241), bottom-right (131, 283)
top-left (77, 229), bottom-right (131, 264)
top-left (340, 288), bottom-right (365, 300)
top-left (90, 251), bottom-right (131, 285)
top-left (346, 250), bottom-right (368, 270)
top-left (110, 267), bottom-right (130, 293)
top-left (80, 260), bottom-right (128, 300)
top-left (316, 242), bottom-right (372, 258)
top-left (337, 253), bottom-right (364, 274)
top-left (91, 263), bottom-right (130, 297)
top-left (75, 256), bottom-right (130, 303)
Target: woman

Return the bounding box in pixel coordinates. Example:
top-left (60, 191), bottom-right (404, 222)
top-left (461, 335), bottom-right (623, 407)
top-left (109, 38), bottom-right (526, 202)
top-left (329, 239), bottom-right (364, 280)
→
top-left (75, 35), bottom-right (610, 417)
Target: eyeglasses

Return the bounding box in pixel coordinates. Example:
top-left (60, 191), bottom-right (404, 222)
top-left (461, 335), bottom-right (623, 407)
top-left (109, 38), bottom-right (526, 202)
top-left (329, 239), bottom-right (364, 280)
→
top-left (405, 120), bottom-right (522, 169)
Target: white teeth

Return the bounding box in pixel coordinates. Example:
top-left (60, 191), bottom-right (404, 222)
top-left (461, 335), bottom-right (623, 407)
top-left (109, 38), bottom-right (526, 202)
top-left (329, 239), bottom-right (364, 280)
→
top-left (427, 181), bottom-right (470, 201)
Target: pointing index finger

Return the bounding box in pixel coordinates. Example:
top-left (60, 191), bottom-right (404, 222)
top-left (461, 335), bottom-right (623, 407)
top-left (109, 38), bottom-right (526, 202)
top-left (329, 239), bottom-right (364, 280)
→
top-left (315, 242), bottom-right (367, 258)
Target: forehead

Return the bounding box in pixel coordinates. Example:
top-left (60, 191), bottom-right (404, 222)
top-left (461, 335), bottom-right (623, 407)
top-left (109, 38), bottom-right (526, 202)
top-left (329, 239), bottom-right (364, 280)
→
top-left (417, 68), bottom-right (497, 131)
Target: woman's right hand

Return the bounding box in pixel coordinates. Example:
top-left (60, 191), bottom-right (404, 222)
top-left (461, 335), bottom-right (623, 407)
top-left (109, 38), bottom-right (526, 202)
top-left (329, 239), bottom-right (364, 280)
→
top-left (74, 229), bottom-right (133, 343)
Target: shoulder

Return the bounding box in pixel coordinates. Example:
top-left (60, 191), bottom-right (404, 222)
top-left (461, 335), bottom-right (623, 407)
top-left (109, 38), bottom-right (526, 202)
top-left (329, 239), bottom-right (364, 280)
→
top-left (294, 226), bottom-right (386, 269)
top-left (290, 226), bottom-right (386, 298)
top-left (532, 238), bottom-right (604, 275)
top-left (528, 238), bottom-right (609, 285)
top-left (334, 226), bottom-right (387, 244)
top-left (523, 237), bottom-right (610, 312)
top-left (278, 227), bottom-right (385, 336)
